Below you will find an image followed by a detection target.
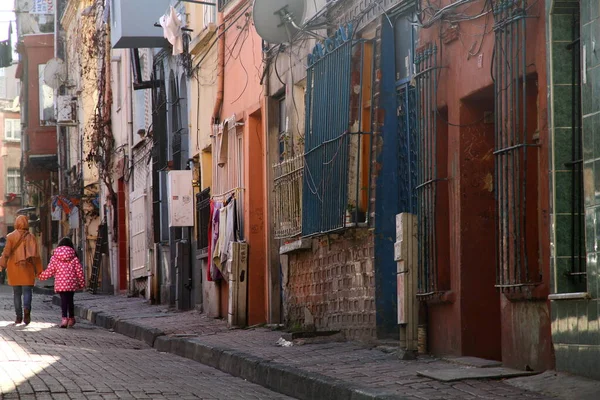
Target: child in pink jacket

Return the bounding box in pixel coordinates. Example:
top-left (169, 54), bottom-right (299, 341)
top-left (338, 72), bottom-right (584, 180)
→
top-left (38, 237), bottom-right (86, 328)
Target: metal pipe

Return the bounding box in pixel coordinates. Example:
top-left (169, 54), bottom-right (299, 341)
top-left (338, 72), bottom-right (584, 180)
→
top-left (512, 11), bottom-right (521, 287)
top-left (494, 24), bottom-right (500, 287)
top-left (355, 41), bottom-right (365, 223)
top-left (432, 44), bottom-right (439, 290)
top-left (502, 7), bottom-right (510, 287)
top-left (212, 12), bottom-right (225, 124)
top-left (366, 39), bottom-right (376, 225)
top-left (521, 9), bottom-right (529, 282)
top-left (570, 10), bottom-right (577, 277)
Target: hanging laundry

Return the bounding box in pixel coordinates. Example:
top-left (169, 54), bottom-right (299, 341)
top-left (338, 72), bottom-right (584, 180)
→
top-left (68, 206), bottom-right (80, 229)
top-left (210, 203), bottom-right (223, 281)
top-left (220, 198), bottom-right (236, 264)
top-left (206, 201), bottom-right (215, 282)
top-left (51, 205), bottom-right (62, 221)
top-left (159, 6), bottom-right (183, 56)
top-left (213, 203), bottom-right (227, 272)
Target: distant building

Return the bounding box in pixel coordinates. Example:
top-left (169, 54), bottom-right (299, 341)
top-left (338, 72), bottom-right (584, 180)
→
top-left (0, 64), bottom-right (22, 237)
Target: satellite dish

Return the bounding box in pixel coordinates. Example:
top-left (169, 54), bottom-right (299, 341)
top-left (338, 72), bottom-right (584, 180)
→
top-left (43, 58), bottom-right (67, 90)
top-left (253, 0), bottom-right (306, 44)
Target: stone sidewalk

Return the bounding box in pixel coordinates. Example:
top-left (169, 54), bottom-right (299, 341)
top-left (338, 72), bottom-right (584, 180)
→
top-left (36, 288), bottom-right (600, 400)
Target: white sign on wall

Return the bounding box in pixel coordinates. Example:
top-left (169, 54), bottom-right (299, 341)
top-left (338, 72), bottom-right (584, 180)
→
top-left (30, 0), bottom-right (54, 14)
top-left (167, 170), bottom-right (194, 227)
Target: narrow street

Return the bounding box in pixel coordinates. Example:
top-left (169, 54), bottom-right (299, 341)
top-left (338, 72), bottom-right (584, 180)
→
top-left (0, 285), bottom-right (293, 400)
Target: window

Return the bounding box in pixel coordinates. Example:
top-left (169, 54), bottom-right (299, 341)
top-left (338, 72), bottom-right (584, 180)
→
top-left (196, 188), bottom-right (210, 251)
top-left (212, 118), bottom-right (244, 239)
top-left (204, 3), bottom-right (216, 27)
top-left (4, 119), bottom-right (21, 141)
top-left (278, 97), bottom-right (288, 161)
top-left (493, 4), bottom-right (542, 293)
top-left (217, 0), bottom-right (234, 11)
top-left (38, 64), bottom-right (54, 123)
top-left (6, 169), bottom-right (20, 195)
top-left (301, 26), bottom-right (373, 236)
top-left (0, 68), bottom-right (6, 99)
top-left (394, 14), bottom-right (419, 82)
top-left (111, 58), bottom-right (122, 109)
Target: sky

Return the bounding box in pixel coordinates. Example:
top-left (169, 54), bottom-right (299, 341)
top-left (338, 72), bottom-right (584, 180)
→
top-left (0, 0), bottom-right (15, 42)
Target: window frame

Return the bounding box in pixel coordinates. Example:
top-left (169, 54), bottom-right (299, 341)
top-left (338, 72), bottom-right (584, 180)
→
top-left (6, 168), bottom-right (20, 195)
top-left (4, 119), bottom-right (21, 141)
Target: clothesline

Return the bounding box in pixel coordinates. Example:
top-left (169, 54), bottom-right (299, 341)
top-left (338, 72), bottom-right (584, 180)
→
top-left (211, 187), bottom-right (244, 201)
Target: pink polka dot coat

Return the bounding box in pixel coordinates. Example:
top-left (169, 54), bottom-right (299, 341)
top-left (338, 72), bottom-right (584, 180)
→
top-left (38, 246), bottom-right (86, 292)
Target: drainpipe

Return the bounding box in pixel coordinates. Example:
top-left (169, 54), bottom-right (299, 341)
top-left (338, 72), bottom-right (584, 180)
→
top-left (212, 12), bottom-right (225, 124)
top-left (211, 11), bottom-right (225, 316)
top-left (53, 0), bottom-right (62, 239)
top-left (127, 50), bottom-right (134, 294)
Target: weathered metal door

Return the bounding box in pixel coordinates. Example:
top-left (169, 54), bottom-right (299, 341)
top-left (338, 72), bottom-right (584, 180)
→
top-left (130, 192), bottom-right (147, 280)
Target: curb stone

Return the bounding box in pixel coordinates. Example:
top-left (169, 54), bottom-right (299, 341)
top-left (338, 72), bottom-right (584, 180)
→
top-left (60, 294), bottom-right (409, 400)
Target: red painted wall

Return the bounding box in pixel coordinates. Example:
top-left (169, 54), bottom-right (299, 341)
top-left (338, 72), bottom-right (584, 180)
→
top-left (418, 0), bottom-right (552, 369)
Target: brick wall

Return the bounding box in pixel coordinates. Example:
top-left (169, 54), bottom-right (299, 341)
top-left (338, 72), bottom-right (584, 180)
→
top-left (285, 230), bottom-right (376, 340)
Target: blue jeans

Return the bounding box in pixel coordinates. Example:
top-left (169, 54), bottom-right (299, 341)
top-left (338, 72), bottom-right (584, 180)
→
top-left (13, 286), bottom-right (33, 317)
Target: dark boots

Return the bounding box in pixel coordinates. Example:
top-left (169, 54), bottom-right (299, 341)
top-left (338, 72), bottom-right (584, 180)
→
top-left (15, 314), bottom-right (22, 324)
top-left (23, 309), bottom-right (31, 325)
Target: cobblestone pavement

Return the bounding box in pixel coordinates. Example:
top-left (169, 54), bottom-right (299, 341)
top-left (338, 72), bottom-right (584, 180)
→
top-left (64, 292), bottom-right (561, 400)
top-left (0, 284), bottom-right (293, 400)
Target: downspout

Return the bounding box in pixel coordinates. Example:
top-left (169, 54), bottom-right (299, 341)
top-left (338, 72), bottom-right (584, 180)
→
top-left (262, 42), bottom-right (277, 323)
top-left (211, 11), bottom-right (225, 316)
top-left (212, 12), bottom-right (225, 124)
top-left (127, 50), bottom-right (134, 294)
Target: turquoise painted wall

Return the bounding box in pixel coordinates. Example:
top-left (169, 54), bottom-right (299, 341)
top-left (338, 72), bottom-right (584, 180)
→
top-left (547, 0), bottom-right (600, 379)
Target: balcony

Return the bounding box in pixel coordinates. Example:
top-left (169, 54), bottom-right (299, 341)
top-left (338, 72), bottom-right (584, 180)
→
top-left (16, 34), bottom-right (57, 179)
top-left (272, 155), bottom-right (303, 239)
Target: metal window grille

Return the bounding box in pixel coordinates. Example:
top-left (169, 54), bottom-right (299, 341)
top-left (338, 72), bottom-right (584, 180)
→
top-left (196, 188), bottom-right (211, 250)
top-left (302, 25), bottom-right (374, 236)
top-left (212, 118), bottom-right (245, 239)
top-left (493, 2), bottom-right (541, 291)
top-left (273, 155), bottom-right (304, 239)
top-left (414, 43), bottom-right (446, 295)
top-left (397, 86), bottom-right (418, 215)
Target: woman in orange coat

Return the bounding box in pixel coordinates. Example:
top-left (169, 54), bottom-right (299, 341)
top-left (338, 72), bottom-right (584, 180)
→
top-left (0, 215), bottom-right (43, 325)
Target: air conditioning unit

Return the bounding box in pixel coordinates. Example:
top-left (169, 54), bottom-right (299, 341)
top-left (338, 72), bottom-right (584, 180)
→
top-left (227, 242), bottom-right (248, 328)
top-left (56, 95), bottom-right (77, 125)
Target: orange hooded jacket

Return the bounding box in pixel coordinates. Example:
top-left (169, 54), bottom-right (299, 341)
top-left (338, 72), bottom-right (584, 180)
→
top-left (0, 215), bottom-right (43, 286)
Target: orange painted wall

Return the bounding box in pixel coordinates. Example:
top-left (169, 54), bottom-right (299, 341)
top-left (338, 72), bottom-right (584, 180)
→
top-left (218, 2), bottom-right (267, 325)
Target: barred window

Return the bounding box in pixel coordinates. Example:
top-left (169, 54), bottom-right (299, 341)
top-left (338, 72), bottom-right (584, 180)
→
top-left (302, 26), bottom-right (374, 236)
top-left (196, 188), bottom-right (210, 251)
